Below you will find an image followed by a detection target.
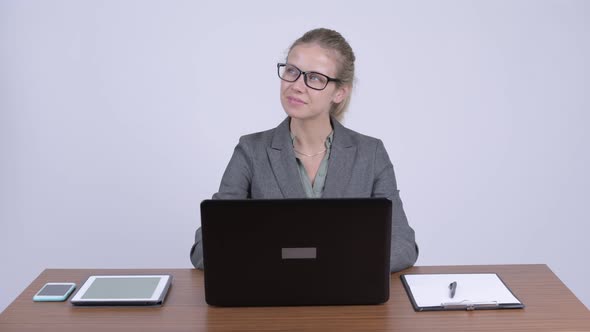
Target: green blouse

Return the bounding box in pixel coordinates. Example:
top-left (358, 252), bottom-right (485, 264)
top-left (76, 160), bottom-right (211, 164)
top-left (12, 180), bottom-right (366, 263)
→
top-left (290, 132), bottom-right (334, 198)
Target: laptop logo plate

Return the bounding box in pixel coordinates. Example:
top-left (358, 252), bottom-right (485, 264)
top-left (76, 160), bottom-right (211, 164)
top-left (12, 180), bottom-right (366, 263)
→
top-left (281, 247), bottom-right (317, 259)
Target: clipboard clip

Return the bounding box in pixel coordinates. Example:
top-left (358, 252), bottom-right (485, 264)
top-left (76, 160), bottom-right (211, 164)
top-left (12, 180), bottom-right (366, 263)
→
top-left (441, 300), bottom-right (500, 311)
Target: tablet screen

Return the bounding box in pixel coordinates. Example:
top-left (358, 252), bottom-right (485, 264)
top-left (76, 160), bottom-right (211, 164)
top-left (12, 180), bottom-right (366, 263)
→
top-left (81, 277), bottom-right (161, 299)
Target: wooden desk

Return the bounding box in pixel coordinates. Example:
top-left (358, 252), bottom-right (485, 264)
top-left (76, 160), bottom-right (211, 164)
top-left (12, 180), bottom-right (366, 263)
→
top-left (1, 265), bottom-right (588, 331)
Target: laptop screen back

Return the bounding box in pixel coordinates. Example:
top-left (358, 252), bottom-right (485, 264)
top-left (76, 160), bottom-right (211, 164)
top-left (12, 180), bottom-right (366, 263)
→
top-left (201, 198), bottom-right (392, 306)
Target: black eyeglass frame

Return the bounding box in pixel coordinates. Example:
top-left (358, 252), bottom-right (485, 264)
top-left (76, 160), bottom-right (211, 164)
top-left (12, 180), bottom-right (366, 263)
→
top-left (277, 63), bottom-right (342, 91)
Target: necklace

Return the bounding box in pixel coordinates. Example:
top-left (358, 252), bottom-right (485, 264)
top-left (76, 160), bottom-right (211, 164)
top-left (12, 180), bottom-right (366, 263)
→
top-left (294, 148), bottom-right (327, 157)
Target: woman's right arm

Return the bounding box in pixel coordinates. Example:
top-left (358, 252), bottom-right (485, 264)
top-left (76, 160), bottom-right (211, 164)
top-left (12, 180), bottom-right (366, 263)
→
top-left (211, 139), bottom-right (253, 200)
top-left (190, 139), bottom-right (252, 269)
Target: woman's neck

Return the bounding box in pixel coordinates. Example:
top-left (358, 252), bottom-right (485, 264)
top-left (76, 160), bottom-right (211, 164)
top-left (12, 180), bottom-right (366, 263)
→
top-left (290, 116), bottom-right (333, 150)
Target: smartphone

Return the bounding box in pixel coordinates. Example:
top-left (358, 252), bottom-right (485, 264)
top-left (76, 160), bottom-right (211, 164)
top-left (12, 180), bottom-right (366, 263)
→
top-left (33, 282), bottom-right (76, 302)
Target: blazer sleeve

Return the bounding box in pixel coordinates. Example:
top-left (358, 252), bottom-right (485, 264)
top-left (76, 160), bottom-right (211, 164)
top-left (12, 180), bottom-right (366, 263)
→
top-left (372, 140), bottom-right (419, 272)
top-left (190, 138), bottom-right (253, 269)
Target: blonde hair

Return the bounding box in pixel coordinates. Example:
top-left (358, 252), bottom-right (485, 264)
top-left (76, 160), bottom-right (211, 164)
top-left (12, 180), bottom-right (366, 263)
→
top-left (287, 28), bottom-right (355, 121)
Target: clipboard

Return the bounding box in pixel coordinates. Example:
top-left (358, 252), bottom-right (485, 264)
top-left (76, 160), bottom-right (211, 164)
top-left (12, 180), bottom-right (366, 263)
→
top-left (400, 273), bottom-right (525, 311)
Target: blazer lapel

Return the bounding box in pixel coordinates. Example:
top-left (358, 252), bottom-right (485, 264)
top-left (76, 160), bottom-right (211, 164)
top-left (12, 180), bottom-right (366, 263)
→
top-left (267, 118), bottom-right (307, 198)
top-left (323, 119), bottom-right (357, 198)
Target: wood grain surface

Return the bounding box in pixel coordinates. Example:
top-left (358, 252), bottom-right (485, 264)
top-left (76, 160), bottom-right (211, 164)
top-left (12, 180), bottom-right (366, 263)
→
top-left (0, 265), bottom-right (588, 331)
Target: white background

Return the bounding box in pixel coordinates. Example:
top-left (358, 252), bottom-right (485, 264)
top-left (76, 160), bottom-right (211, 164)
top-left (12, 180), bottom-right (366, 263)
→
top-left (1, 0), bottom-right (588, 312)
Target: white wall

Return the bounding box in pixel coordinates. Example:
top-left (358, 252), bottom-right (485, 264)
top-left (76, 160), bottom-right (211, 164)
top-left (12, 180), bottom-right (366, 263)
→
top-left (1, 0), bottom-right (588, 312)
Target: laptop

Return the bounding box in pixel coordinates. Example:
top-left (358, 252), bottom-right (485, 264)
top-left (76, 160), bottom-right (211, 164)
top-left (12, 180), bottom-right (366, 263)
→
top-left (200, 198), bottom-right (392, 307)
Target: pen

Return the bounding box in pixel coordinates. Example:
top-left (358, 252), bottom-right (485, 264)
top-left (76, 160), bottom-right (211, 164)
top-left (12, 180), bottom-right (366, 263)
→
top-left (449, 281), bottom-right (457, 298)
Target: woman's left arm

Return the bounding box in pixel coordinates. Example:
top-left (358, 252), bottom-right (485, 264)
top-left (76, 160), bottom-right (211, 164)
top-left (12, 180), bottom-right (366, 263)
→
top-left (372, 140), bottom-right (419, 272)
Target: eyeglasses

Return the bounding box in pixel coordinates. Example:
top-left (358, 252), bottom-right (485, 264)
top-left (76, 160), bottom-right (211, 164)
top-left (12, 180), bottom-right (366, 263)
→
top-left (277, 63), bottom-right (341, 91)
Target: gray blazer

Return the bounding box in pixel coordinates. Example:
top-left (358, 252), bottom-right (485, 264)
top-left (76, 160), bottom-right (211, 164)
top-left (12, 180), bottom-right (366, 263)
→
top-left (190, 117), bottom-right (418, 272)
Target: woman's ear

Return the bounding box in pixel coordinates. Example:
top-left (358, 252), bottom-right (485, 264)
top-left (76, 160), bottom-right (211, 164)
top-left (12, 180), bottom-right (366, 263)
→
top-left (332, 84), bottom-right (350, 104)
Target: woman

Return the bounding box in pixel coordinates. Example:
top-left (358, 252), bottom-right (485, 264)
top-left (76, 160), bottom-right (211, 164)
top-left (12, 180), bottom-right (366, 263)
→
top-left (190, 28), bottom-right (418, 272)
